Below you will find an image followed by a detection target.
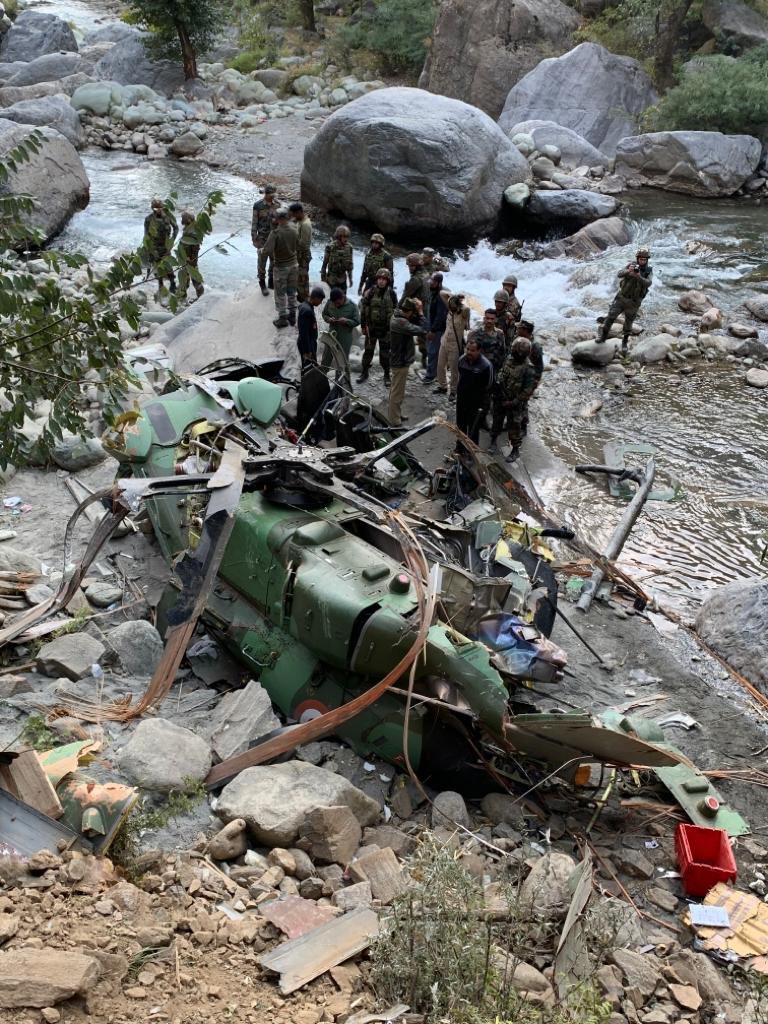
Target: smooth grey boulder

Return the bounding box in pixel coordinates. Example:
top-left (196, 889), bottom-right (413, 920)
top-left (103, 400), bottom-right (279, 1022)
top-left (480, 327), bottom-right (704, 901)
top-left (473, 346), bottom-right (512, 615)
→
top-left (118, 719), bottom-right (212, 793)
top-left (696, 579), bottom-right (768, 688)
top-left (631, 333), bottom-right (675, 364)
top-left (615, 131), bottom-right (762, 197)
top-left (525, 190), bottom-right (619, 229)
top-left (84, 23), bottom-right (139, 46)
top-left (93, 26), bottom-right (185, 96)
top-left (169, 130), bottom-right (204, 157)
top-left (507, 119), bottom-right (610, 169)
top-left (51, 435), bottom-right (105, 470)
top-left (418, 0), bottom-right (579, 118)
top-left (253, 67), bottom-right (288, 90)
top-left (541, 215), bottom-right (632, 258)
top-left (430, 791), bottom-right (472, 829)
top-left (746, 295), bottom-right (768, 321)
top-left (571, 338), bottom-right (620, 365)
top-left (702, 0), bottom-right (768, 47)
top-left (70, 80), bottom-right (122, 116)
top-left (0, 74), bottom-right (92, 106)
top-left (3, 52), bottom-right (83, 88)
top-left (498, 43), bottom-right (658, 155)
top-left (301, 87), bottom-right (530, 242)
top-left (37, 634), bottom-right (105, 680)
top-left (0, 120), bottom-right (89, 243)
top-left (0, 94), bottom-right (85, 148)
top-left (106, 620), bottom-right (164, 676)
top-left (216, 761), bottom-right (381, 846)
top-left (0, 12), bottom-right (78, 62)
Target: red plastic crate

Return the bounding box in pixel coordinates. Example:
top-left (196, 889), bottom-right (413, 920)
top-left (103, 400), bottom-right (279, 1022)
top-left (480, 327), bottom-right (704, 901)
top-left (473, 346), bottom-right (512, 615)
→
top-left (675, 823), bottom-right (737, 898)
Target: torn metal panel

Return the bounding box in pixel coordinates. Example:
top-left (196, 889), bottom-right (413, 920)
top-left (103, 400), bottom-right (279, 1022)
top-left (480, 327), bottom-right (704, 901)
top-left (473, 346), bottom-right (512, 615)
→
top-left (654, 762), bottom-right (749, 837)
top-left (0, 789), bottom-right (89, 858)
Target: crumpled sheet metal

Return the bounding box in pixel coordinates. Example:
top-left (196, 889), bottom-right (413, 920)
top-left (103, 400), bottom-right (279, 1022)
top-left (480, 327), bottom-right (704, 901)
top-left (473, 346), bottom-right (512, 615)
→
top-left (691, 882), bottom-right (768, 966)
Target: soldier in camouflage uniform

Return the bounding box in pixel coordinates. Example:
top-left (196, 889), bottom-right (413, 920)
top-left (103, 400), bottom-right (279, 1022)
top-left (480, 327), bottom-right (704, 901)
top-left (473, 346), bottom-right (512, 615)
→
top-left (143, 198), bottom-right (178, 295)
top-left (321, 224), bottom-right (354, 292)
top-left (359, 267), bottom-right (396, 386)
top-left (490, 337), bottom-right (540, 460)
top-left (358, 233), bottom-right (394, 294)
top-left (400, 253), bottom-right (430, 367)
top-left (422, 247), bottom-right (449, 274)
top-left (494, 289), bottom-right (516, 349)
top-left (501, 274), bottom-right (523, 325)
top-left (252, 184), bottom-right (279, 296)
top-left (597, 247), bottom-right (653, 350)
top-left (289, 201), bottom-right (313, 303)
top-left (177, 210), bottom-right (204, 300)
top-left (261, 208), bottom-right (299, 328)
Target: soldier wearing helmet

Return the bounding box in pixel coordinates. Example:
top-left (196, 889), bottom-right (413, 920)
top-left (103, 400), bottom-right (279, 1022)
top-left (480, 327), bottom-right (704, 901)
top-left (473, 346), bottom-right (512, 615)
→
top-left (422, 246), bottom-right (449, 274)
top-left (501, 273), bottom-right (523, 325)
top-left (494, 288), bottom-right (516, 348)
top-left (251, 184), bottom-right (280, 296)
top-left (359, 265), bottom-right (397, 386)
top-left (358, 232), bottom-right (394, 294)
top-left (321, 224), bottom-right (354, 292)
top-left (399, 253), bottom-right (430, 367)
top-left (597, 247), bottom-right (653, 351)
top-left (491, 334), bottom-right (540, 461)
top-left (143, 197), bottom-right (178, 297)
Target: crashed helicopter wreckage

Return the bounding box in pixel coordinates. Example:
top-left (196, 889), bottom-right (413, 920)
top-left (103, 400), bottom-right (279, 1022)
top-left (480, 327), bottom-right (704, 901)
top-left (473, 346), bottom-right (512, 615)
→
top-left (0, 360), bottom-right (735, 815)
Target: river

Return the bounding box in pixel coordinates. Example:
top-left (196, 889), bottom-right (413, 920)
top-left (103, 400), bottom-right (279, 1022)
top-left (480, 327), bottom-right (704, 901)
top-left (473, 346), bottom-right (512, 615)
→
top-left (50, 25), bottom-right (768, 616)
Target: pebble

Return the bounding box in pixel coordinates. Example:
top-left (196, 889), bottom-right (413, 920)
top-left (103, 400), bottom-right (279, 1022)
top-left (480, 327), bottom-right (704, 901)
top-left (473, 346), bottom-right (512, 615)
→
top-left (85, 582), bottom-right (123, 608)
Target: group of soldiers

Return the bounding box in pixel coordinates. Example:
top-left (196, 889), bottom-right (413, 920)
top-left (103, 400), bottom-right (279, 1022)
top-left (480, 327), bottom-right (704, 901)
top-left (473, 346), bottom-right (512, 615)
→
top-left (142, 199), bottom-right (204, 300)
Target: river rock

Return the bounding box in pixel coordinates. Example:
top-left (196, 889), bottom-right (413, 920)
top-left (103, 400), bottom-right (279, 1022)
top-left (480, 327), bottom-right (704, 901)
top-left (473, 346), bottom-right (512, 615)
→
top-left (678, 289), bottom-right (711, 314)
top-left (504, 182), bottom-right (530, 207)
top-left (498, 43), bottom-right (658, 155)
top-left (542, 215), bottom-right (632, 258)
top-left (746, 367), bottom-right (768, 387)
top-left (0, 12), bottom-right (78, 63)
top-left (253, 67), bottom-right (288, 90)
top-left (207, 679), bottom-right (280, 762)
top-left (122, 102), bottom-right (168, 129)
top-left (525, 189), bottom-right (619, 229)
top-left (105, 620), bottom-right (164, 676)
top-left (520, 852), bottom-right (576, 916)
top-left (507, 119), bottom-right (610, 169)
top-left (37, 633), bottom-right (105, 680)
top-left (632, 333), bottom-right (675, 363)
top-left (702, 0), bottom-right (768, 48)
top-left (118, 719), bottom-right (212, 793)
top-left (728, 321), bottom-right (759, 338)
top-left (0, 93), bottom-right (85, 148)
top-left (301, 87), bottom-right (530, 242)
top-left (697, 579), bottom-right (768, 686)
top-left (93, 26), bottom-right (185, 96)
top-left (746, 295), bottom-right (768, 321)
top-left (530, 155), bottom-right (556, 180)
top-left (431, 790), bottom-right (472, 829)
top-left (292, 73), bottom-right (323, 97)
top-left (71, 80), bottom-right (122, 116)
top-left (85, 23), bottom-right (139, 46)
top-left (0, 545), bottom-right (42, 575)
top-left (51, 435), bottom-right (105, 470)
top-left (0, 949), bottom-right (99, 1008)
top-left (419, 0), bottom-right (579, 118)
top-left (216, 761), bottom-right (381, 847)
top-left (615, 130), bottom-right (762, 197)
top-left (0, 76), bottom-right (88, 106)
top-left (571, 338), bottom-right (620, 365)
top-left (0, 120), bottom-right (89, 243)
top-left (3, 52), bottom-right (83, 88)
top-left (170, 130), bottom-right (204, 157)
top-left (699, 307), bottom-right (723, 331)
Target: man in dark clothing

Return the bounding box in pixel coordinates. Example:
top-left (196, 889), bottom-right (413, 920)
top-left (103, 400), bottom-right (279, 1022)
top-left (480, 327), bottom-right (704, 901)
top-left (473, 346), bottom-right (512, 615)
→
top-left (143, 198), bottom-right (178, 296)
top-left (597, 247), bottom-right (652, 350)
top-left (289, 201), bottom-right (313, 303)
top-left (297, 357), bottom-right (331, 444)
top-left (491, 337), bottom-right (540, 460)
top-left (388, 298), bottom-right (426, 427)
top-left (321, 287), bottom-right (360, 370)
top-left (515, 319), bottom-right (543, 383)
top-left (177, 210), bottom-right (204, 300)
top-left (261, 208), bottom-right (299, 328)
top-left (358, 233), bottom-right (394, 294)
top-left (400, 253), bottom-right (430, 368)
top-left (359, 268), bottom-right (396, 386)
top-left (422, 272), bottom-right (448, 385)
top-left (297, 285), bottom-right (325, 367)
top-left (251, 184), bottom-right (279, 296)
top-left (455, 338), bottom-right (493, 449)
top-left (467, 309), bottom-right (507, 434)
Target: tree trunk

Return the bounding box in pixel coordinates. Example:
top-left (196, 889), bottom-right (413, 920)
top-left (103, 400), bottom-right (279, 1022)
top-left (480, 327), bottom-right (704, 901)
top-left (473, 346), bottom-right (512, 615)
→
top-left (175, 19), bottom-right (197, 80)
top-left (654, 0), bottom-right (694, 91)
top-left (298, 0), bottom-right (316, 32)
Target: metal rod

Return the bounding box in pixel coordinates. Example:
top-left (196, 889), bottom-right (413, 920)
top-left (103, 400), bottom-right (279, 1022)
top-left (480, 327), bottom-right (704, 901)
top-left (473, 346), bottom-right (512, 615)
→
top-left (576, 457), bottom-right (656, 614)
top-left (546, 597), bottom-right (607, 665)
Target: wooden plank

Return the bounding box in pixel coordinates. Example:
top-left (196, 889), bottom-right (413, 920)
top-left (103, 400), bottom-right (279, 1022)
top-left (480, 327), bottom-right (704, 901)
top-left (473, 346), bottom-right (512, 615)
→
top-left (0, 751), bottom-right (62, 819)
top-left (259, 907), bottom-right (379, 995)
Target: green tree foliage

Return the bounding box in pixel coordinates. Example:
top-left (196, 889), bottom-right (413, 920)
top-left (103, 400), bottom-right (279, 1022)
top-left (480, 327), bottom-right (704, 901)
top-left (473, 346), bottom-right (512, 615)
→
top-left (125, 0), bottom-right (222, 79)
top-left (648, 47), bottom-right (768, 132)
top-left (0, 131), bottom-right (224, 470)
top-left (337, 0), bottom-right (438, 77)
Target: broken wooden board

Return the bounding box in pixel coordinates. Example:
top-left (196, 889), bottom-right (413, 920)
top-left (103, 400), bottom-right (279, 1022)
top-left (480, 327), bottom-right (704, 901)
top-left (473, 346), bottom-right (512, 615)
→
top-left (260, 895), bottom-right (336, 939)
top-left (0, 751), bottom-right (62, 820)
top-left (259, 907), bottom-right (379, 994)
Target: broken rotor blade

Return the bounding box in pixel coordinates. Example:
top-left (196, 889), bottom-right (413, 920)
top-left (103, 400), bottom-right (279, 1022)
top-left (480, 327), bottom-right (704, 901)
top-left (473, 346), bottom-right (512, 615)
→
top-left (357, 417), bottom-right (439, 472)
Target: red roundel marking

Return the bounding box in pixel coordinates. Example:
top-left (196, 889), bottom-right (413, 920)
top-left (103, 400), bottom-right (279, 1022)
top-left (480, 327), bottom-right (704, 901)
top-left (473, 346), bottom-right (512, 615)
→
top-left (295, 699), bottom-right (330, 722)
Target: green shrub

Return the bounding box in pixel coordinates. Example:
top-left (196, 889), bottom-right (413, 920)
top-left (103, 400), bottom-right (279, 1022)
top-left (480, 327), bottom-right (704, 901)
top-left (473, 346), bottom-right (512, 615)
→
top-left (647, 50), bottom-right (768, 133)
top-left (229, 50), bottom-right (262, 73)
top-left (336, 0), bottom-right (438, 77)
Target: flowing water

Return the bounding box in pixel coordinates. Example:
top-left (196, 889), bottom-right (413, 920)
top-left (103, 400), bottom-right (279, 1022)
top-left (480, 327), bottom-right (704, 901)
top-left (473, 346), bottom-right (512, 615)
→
top-left (55, 144), bottom-right (768, 615)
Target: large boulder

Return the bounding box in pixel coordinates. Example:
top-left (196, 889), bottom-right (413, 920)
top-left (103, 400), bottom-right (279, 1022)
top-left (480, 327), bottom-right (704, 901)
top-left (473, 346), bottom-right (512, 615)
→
top-left (0, 74), bottom-right (92, 106)
top-left (2, 52), bottom-right (83, 88)
top-left (702, 0), bottom-right (768, 48)
top-left (746, 295), bottom-right (768, 321)
top-left (615, 131), bottom-right (762, 197)
top-left (541, 215), bottom-right (632, 258)
top-left (571, 338), bottom-right (620, 365)
top-left (301, 87), bottom-right (530, 242)
top-left (0, 94), bottom-right (85, 147)
top-left (418, 0), bottom-right (580, 119)
top-left (631, 333), bottom-right (675, 364)
top-left (216, 761), bottom-right (381, 847)
top-left (0, 12), bottom-right (78, 63)
top-left (118, 719), bottom-right (212, 793)
top-left (93, 26), bottom-right (185, 96)
top-left (697, 579), bottom-right (768, 689)
top-left (524, 189), bottom-right (619, 229)
top-left (498, 43), bottom-right (658, 155)
top-left (71, 80), bottom-right (123, 116)
top-left (0, 120), bottom-right (89, 243)
top-left (507, 119), bottom-right (610, 168)
top-left (0, 949), bottom-right (99, 1008)
top-left (105, 620), bottom-right (164, 676)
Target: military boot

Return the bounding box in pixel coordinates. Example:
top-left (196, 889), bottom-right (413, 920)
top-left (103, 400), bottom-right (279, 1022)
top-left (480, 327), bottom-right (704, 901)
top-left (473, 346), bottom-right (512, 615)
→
top-left (273, 316), bottom-right (289, 328)
top-left (288, 311), bottom-right (296, 327)
top-left (383, 373), bottom-right (391, 388)
top-left (259, 279), bottom-right (269, 297)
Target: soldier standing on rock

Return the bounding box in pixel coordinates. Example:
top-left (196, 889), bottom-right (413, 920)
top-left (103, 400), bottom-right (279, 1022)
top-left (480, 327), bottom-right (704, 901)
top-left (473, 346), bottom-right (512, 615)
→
top-left (501, 274), bottom-right (523, 325)
top-left (143, 198), bottom-right (178, 297)
top-left (490, 337), bottom-right (540, 461)
top-left (176, 210), bottom-right (204, 300)
top-left (289, 201), bottom-right (313, 303)
top-left (321, 225), bottom-right (354, 292)
top-left (358, 233), bottom-right (394, 294)
top-left (261, 208), bottom-right (299, 328)
top-left (597, 247), bottom-right (653, 351)
top-left (359, 267), bottom-right (396, 387)
top-left (252, 184), bottom-right (279, 296)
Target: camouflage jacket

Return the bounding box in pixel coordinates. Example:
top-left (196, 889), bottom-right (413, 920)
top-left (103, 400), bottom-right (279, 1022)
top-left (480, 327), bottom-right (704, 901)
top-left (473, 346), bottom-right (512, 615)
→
top-left (359, 247), bottom-right (394, 289)
top-left (321, 241), bottom-right (353, 282)
top-left (295, 217), bottom-right (312, 264)
top-left (496, 357), bottom-right (539, 405)
top-left (400, 269), bottom-right (429, 309)
top-left (618, 264), bottom-right (652, 304)
top-left (143, 211), bottom-right (177, 259)
top-left (251, 198), bottom-right (278, 245)
top-left (361, 284), bottom-right (396, 333)
top-left (262, 223), bottom-right (298, 267)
